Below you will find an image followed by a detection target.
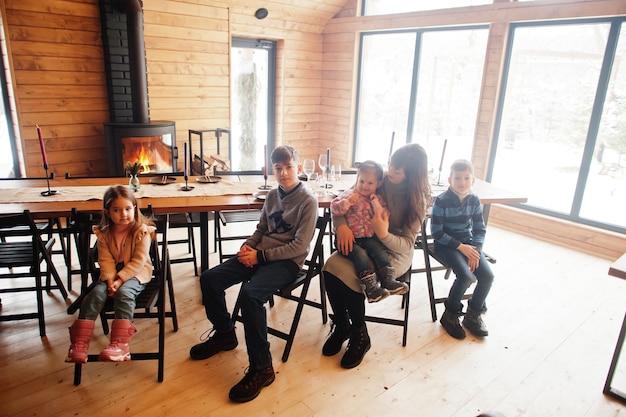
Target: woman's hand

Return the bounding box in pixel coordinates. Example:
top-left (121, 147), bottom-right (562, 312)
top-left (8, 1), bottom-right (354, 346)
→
top-left (372, 208), bottom-right (389, 240)
top-left (335, 223), bottom-right (355, 255)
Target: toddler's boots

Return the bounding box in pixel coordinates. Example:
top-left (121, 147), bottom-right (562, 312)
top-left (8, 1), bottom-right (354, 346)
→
top-left (359, 271), bottom-right (389, 303)
top-left (98, 319), bottom-right (137, 362)
top-left (65, 319), bottom-right (95, 363)
top-left (378, 266), bottom-right (409, 295)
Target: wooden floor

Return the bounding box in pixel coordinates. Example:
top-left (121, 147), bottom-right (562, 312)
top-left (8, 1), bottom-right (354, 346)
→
top-left (1, 220), bottom-right (626, 417)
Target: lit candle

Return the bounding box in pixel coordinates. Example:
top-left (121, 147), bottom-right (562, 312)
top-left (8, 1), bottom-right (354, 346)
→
top-left (263, 145), bottom-right (268, 177)
top-left (438, 139), bottom-right (448, 173)
top-left (184, 142), bottom-right (188, 177)
top-left (36, 125), bottom-right (48, 167)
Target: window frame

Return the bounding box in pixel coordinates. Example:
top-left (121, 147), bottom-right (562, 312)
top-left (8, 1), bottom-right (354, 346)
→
top-left (229, 37), bottom-right (276, 174)
top-left (353, 24), bottom-right (489, 165)
top-left (486, 17), bottom-right (626, 234)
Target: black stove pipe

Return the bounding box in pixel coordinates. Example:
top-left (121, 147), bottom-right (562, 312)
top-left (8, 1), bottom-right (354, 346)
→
top-left (113, 0), bottom-right (149, 124)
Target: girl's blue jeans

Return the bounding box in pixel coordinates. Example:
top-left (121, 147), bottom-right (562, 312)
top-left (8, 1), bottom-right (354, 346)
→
top-left (341, 236), bottom-right (391, 276)
top-left (199, 256), bottom-right (299, 370)
top-left (434, 242), bottom-right (494, 313)
top-left (78, 278), bottom-right (145, 320)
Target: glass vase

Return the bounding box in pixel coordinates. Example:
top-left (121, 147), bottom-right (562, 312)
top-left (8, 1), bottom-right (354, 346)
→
top-left (129, 174), bottom-right (140, 192)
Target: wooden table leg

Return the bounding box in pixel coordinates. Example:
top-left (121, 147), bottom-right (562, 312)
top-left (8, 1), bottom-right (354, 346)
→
top-left (199, 211), bottom-right (209, 273)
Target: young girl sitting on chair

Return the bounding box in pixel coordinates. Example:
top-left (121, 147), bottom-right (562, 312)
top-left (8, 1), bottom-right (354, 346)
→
top-left (65, 185), bottom-right (156, 363)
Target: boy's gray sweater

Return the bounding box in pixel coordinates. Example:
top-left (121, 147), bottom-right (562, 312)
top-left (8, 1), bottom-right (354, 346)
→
top-left (245, 182), bottom-right (318, 269)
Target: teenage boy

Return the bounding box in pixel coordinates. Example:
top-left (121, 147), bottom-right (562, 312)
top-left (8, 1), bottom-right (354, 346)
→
top-left (189, 145), bottom-right (318, 402)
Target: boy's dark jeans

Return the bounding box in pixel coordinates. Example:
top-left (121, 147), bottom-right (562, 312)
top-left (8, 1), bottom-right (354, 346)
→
top-left (434, 242), bottom-right (494, 313)
top-left (199, 257), bottom-right (298, 370)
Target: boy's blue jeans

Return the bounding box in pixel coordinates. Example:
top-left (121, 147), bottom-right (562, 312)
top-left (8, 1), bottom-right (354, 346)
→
top-left (434, 242), bottom-right (494, 313)
top-left (78, 278), bottom-right (145, 320)
top-left (199, 256), bottom-right (299, 370)
top-left (342, 236), bottom-right (391, 276)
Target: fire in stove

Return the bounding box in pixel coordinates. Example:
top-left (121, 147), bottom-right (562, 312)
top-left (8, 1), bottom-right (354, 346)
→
top-left (122, 135), bottom-right (174, 174)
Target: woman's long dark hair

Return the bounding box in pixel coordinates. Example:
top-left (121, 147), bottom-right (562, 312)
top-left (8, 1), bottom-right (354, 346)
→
top-left (387, 143), bottom-right (431, 230)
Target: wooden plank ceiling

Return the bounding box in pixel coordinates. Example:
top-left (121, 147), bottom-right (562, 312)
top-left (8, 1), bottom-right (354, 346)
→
top-left (227, 0), bottom-right (351, 30)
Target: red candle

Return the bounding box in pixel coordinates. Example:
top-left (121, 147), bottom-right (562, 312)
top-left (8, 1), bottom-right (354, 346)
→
top-left (264, 145), bottom-right (268, 176)
top-left (36, 125), bottom-right (48, 166)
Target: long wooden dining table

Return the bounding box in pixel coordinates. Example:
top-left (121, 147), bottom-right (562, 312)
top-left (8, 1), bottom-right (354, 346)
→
top-left (0, 175), bottom-right (527, 273)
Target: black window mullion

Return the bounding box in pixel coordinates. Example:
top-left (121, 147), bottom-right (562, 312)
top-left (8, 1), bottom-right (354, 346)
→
top-left (570, 19), bottom-right (621, 218)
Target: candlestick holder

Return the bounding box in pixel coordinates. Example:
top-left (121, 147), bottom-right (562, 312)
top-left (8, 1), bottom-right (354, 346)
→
top-left (181, 175), bottom-right (194, 191)
top-left (258, 171), bottom-right (272, 190)
top-left (41, 164), bottom-right (58, 196)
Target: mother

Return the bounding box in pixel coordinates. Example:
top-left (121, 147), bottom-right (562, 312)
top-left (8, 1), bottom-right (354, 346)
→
top-left (321, 143), bottom-right (431, 368)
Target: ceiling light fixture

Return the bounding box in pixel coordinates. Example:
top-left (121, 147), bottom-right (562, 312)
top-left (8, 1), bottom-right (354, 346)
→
top-left (255, 8), bottom-right (268, 20)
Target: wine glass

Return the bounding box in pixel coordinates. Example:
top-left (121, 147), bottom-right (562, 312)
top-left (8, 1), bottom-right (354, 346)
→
top-left (318, 154), bottom-right (327, 177)
top-left (318, 154), bottom-right (329, 188)
top-left (302, 159), bottom-right (315, 182)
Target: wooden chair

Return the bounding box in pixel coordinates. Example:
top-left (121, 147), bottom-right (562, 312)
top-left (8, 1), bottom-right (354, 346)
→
top-left (70, 213), bottom-right (177, 385)
top-left (417, 217), bottom-right (495, 322)
top-left (0, 175), bottom-right (77, 291)
top-left (0, 210), bottom-right (67, 336)
top-left (164, 212), bottom-right (200, 275)
top-left (363, 268), bottom-right (412, 346)
top-left (324, 219), bottom-right (412, 346)
top-left (232, 211), bottom-right (330, 362)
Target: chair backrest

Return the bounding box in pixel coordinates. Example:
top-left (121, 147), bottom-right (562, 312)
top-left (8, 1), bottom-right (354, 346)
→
top-left (0, 210), bottom-right (38, 237)
top-left (279, 212), bottom-right (329, 295)
top-left (0, 210), bottom-right (51, 266)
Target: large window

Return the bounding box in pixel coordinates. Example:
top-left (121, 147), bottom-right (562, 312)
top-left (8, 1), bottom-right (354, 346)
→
top-left (230, 38), bottom-right (275, 172)
top-left (489, 19), bottom-right (626, 232)
top-left (354, 27), bottom-right (488, 175)
top-left (363, 0), bottom-right (492, 16)
top-left (0, 13), bottom-right (18, 178)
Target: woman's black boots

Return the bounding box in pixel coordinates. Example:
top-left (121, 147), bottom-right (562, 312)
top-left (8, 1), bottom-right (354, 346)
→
top-left (340, 323), bottom-right (371, 369)
top-left (322, 315), bottom-right (351, 356)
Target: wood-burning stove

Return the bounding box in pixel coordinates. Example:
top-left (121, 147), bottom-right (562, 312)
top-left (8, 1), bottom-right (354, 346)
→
top-left (105, 121), bottom-right (177, 176)
top-left (101, 1), bottom-right (178, 177)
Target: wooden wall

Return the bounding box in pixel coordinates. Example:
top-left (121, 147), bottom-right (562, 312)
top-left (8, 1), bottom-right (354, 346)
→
top-left (0, 0), bottom-right (348, 178)
top-left (1, 0), bottom-right (109, 178)
top-left (143, 0), bottom-right (347, 167)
